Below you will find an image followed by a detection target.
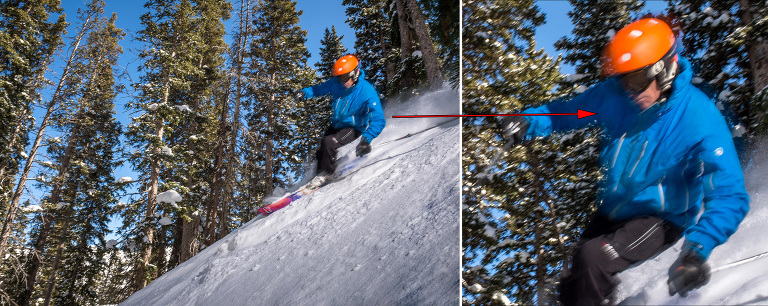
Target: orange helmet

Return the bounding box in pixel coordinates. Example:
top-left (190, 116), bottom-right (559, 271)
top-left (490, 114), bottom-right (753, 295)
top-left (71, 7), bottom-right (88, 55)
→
top-left (332, 55), bottom-right (359, 77)
top-left (602, 18), bottom-right (676, 76)
top-left (602, 18), bottom-right (679, 92)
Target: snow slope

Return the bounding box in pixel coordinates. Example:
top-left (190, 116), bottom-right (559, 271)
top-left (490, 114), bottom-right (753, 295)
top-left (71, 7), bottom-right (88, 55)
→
top-left (616, 138), bottom-right (768, 305)
top-left (121, 88), bottom-right (461, 305)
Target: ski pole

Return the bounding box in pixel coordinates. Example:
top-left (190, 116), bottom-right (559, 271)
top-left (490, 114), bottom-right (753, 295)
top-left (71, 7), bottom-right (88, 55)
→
top-left (711, 250), bottom-right (768, 273)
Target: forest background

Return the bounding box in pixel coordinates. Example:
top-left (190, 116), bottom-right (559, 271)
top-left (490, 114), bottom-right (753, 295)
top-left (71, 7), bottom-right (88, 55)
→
top-left (0, 0), bottom-right (458, 304)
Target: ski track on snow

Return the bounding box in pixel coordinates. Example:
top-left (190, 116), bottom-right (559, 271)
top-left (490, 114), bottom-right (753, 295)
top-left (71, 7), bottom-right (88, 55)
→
top-left (121, 88), bottom-right (461, 305)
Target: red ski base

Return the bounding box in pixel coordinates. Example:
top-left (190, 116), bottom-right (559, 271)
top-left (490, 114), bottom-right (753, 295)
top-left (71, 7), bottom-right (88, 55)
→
top-left (259, 196), bottom-right (293, 215)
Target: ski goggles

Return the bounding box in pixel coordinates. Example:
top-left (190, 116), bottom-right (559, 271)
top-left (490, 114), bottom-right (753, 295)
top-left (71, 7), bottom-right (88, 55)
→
top-left (337, 72), bottom-right (353, 83)
top-left (618, 45), bottom-right (677, 94)
top-left (619, 67), bottom-right (656, 94)
top-left (337, 68), bottom-right (359, 84)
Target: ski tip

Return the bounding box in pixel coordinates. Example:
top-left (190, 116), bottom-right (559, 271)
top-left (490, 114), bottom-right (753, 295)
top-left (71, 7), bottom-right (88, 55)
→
top-left (258, 206), bottom-right (274, 215)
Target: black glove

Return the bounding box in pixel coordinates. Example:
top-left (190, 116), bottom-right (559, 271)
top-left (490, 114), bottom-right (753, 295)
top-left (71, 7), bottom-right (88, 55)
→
top-left (668, 246), bottom-right (710, 297)
top-left (499, 116), bottom-right (530, 146)
top-left (356, 139), bottom-right (371, 157)
top-left (295, 89), bottom-right (306, 100)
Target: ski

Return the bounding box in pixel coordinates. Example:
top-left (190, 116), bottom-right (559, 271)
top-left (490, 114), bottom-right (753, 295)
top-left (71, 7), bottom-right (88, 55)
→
top-left (257, 184), bottom-right (319, 216)
top-left (255, 168), bottom-right (349, 216)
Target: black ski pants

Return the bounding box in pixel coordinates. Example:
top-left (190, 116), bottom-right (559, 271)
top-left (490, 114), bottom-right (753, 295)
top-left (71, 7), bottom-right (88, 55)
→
top-left (315, 126), bottom-right (361, 174)
top-left (559, 214), bottom-right (683, 306)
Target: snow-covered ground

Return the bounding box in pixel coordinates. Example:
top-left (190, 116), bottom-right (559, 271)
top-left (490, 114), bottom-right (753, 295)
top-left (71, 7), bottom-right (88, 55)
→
top-left (121, 87), bottom-right (461, 305)
top-left (616, 139), bottom-right (768, 305)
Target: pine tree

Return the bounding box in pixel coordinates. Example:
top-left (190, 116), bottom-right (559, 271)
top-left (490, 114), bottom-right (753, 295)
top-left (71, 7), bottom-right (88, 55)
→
top-left (669, 1), bottom-right (768, 139)
top-left (124, 0), bottom-right (212, 291)
top-left (0, 0), bottom-right (66, 204)
top-left (0, 200), bottom-right (31, 304)
top-left (16, 2), bottom-right (124, 304)
top-left (208, 0), bottom-right (251, 245)
top-left (92, 247), bottom-right (134, 304)
top-left (0, 0), bottom-right (67, 261)
top-left (343, 0), bottom-right (395, 92)
top-left (315, 26), bottom-right (348, 80)
top-left (554, 0), bottom-right (644, 92)
top-left (463, 1), bottom-right (599, 304)
top-left (45, 12), bottom-right (123, 306)
top-left (169, 0), bottom-right (230, 265)
top-left (343, 0), bottom-right (455, 95)
top-left (241, 0), bottom-right (316, 210)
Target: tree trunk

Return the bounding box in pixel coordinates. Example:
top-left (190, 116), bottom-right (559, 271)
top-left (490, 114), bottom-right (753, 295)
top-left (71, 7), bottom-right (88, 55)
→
top-left (212, 91), bottom-right (230, 239)
top-left (170, 215), bottom-right (183, 266)
top-left (42, 217), bottom-right (71, 306)
top-left (404, 0), bottom-right (443, 90)
top-left (265, 73), bottom-right (276, 193)
top-left (227, 0), bottom-right (248, 219)
top-left (155, 225), bottom-right (167, 277)
top-left (134, 119), bottom-right (163, 291)
top-left (526, 145), bottom-right (549, 305)
top-left (534, 215), bottom-right (546, 306)
top-left (134, 65), bottom-right (172, 290)
top-left (179, 213), bottom-right (200, 262)
top-left (749, 41), bottom-right (768, 93)
top-left (179, 56), bottom-right (207, 263)
top-left (379, 24), bottom-right (396, 84)
top-left (395, 0), bottom-right (414, 61)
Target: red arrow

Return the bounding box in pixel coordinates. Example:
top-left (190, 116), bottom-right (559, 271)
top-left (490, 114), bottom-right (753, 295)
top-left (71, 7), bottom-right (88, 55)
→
top-left (392, 109), bottom-right (597, 119)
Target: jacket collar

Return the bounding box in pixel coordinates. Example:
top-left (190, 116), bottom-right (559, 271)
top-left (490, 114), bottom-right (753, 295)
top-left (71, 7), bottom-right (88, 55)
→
top-left (636, 57), bottom-right (693, 121)
top-left (667, 56), bottom-right (693, 105)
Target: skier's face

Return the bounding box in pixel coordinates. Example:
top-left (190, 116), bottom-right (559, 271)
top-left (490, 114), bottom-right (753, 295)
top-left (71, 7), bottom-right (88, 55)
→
top-left (341, 75), bottom-right (355, 89)
top-left (627, 79), bottom-right (662, 111)
top-left (338, 70), bottom-right (356, 89)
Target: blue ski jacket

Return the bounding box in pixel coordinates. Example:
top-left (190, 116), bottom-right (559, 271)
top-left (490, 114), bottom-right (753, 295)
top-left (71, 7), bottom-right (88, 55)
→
top-left (303, 68), bottom-right (386, 143)
top-left (521, 57), bottom-right (749, 260)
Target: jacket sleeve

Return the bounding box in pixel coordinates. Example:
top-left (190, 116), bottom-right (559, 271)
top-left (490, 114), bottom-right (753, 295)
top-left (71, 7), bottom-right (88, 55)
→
top-left (360, 93), bottom-right (386, 142)
top-left (684, 124), bottom-right (750, 260)
top-left (307, 78), bottom-right (336, 98)
top-left (523, 80), bottom-right (621, 138)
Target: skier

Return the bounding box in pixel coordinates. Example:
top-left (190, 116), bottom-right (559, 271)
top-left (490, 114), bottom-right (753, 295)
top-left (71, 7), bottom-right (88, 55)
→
top-left (500, 18), bottom-right (750, 305)
top-left (301, 54), bottom-right (386, 188)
